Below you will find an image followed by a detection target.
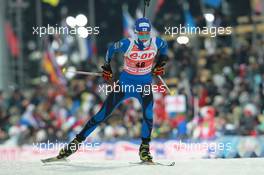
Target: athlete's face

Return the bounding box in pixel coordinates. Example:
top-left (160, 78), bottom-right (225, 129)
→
top-left (137, 31), bottom-right (150, 42)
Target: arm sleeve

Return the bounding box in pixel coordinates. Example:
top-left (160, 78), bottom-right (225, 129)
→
top-left (156, 37), bottom-right (168, 56)
top-left (105, 38), bottom-right (130, 63)
top-left (154, 37), bottom-right (169, 67)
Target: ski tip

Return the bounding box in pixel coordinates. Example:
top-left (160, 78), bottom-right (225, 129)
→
top-left (154, 161), bottom-right (175, 166)
top-left (129, 161), bottom-right (175, 166)
top-left (41, 157), bottom-right (67, 164)
top-left (41, 159), bottom-right (50, 164)
top-left (169, 162), bottom-right (175, 166)
top-left (41, 158), bottom-right (51, 163)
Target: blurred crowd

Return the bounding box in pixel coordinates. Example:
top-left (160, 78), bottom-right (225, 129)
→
top-left (1, 35), bottom-right (264, 146)
top-left (165, 37), bottom-right (264, 139)
top-left (1, 1), bottom-right (264, 145)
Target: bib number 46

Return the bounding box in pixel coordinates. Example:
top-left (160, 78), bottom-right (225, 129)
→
top-left (136, 62), bottom-right (145, 68)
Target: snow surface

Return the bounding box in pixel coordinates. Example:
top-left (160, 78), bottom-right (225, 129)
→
top-left (1, 158), bottom-right (264, 175)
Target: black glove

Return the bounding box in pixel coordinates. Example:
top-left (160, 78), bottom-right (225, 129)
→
top-left (152, 55), bottom-right (168, 76)
top-left (101, 63), bottom-right (113, 81)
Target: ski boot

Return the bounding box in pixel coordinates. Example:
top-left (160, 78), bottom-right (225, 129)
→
top-left (139, 143), bottom-right (153, 163)
top-left (57, 137), bottom-right (83, 159)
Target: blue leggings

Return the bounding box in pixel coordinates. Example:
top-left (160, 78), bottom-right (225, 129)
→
top-left (76, 87), bottom-right (153, 140)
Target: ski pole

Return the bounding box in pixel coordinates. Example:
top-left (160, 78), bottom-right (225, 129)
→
top-left (157, 75), bottom-right (172, 95)
top-left (143, 0), bottom-right (151, 17)
top-left (62, 68), bottom-right (102, 77)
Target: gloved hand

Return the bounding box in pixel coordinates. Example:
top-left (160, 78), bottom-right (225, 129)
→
top-left (152, 62), bottom-right (165, 76)
top-left (152, 54), bottom-right (168, 76)
top-left (101, 63), bottom-right (113, 81)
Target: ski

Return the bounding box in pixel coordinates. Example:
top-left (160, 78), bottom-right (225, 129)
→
top-left (41, 156), bottom-right (68, 164)
top-left (129, 161), bottom-right (175, 166)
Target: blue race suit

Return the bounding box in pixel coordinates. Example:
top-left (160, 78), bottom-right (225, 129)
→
top-left (76, 37), bottom-right (168, 141)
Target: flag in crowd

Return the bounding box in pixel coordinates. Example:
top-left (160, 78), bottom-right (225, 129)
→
top-left (122, 6), bottom-right (135, 38)
top-left (4, 22), bottom-right (20, 58)
top-left (42, 46), bottom-right (66, 85)
top-left (77, 35), bottom-right (96, 61)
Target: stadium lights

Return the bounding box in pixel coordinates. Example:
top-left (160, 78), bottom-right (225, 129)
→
top-left (56, 54), bottom-right (68, 66)
top-left (204, 13), bottom-right (215, 22)
top-left (77, 26), bottom-right (89, 38)
top-left (66, 16), bottom-right (76, 28)
top-left (40, 75), bottom-right (48, 83)
top-left (66, 14), bottom-right (88, 28)
top-left (75, 14), bottom-right (88, 27)
top-left (176, 36), bottom-right (189, 45)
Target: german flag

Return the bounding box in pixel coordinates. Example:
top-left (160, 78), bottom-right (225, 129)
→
top-left (42, 51), bottom-right (60, 84)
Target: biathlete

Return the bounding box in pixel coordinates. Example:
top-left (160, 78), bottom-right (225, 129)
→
top-left (56, 17), bottom-right (168, 163)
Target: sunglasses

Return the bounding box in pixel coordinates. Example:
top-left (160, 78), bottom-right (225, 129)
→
top-left (137, 31), bottom-right (150, 41)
